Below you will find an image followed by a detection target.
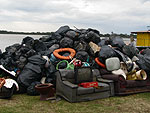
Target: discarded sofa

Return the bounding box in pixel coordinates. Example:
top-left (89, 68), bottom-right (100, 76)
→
top-left (100, 69), bottom-right (150, 95)
top-left (56, 67), bottom-right (114, 102)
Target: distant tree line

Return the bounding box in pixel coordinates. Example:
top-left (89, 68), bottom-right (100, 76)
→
top-left (0, 30), bottom-right (51, 35)
top-left (0, 30), bottom-right (136, 38)
top-left (99, 32), bottom-right (136, 39)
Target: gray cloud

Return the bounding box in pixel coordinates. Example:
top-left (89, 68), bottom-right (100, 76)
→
top-left (0, 0), bottom-right (149, 33)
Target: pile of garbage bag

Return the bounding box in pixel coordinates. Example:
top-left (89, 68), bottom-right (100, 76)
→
top-left (0, 25), bottom-right (150, 97)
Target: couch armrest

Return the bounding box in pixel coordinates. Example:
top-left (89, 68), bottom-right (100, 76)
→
top-left (101, 74), bottom-right (125, 82)
top-left (63, 81), bottom-right (78, 89)
top-left (97, 77), bottom-right (115, 96)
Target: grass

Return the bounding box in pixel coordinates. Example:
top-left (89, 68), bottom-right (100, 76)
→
top-left (0, 93), bottom-right (150, 113)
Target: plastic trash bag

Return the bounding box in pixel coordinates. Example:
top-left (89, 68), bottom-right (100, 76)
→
top-left (136, 54), bottom-right (150, 73)
top-left (21, 36), bottom-right (34, 48)
top-left (74, 41), bottom-right (90, 52)
top-left (98, 39), bottom-right (107, 47)
top-left (98, 45), bottom-right (117, 64)
top-left (76, 51), bottom-right (89, 62)
top-left (66, 30), bottom-right (78, 40)
top-left (5, 44), bottom-right (21, 54)
top-left (16, 56), bottom-right (27, 69)
top-left (85, 31), bottom-right (101, 44)
top-left (110, 37), bottom-right (125, 49)
top-left (56, 25), bottom-right (70, 35)
top-left (27, 81), bottom-right (41, 96)
top-left (49, 44), bottom-right (59, 52)
top-left (33, 40), bottom-right (47, 52)
top-left (1, 57), bottom-right (16, 71)
top-left (44, 39), bottom-right (58, 48)
top-left (123, 44), bottom-right (139, 59)
top-left (17, 63), bottom-right (43, 88)
top-left (60, 37), bottom-right (73, 48)
top-left (17, 55), bottom-right (46, 88)
top-left (140, 48), bottom-right (150, 56)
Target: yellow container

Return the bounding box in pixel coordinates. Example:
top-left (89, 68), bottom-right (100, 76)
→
top-left (131, 31), bottom-right (150, 47)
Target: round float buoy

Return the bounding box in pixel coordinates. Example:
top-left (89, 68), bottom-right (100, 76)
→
top-left (53, 48), bottom-right (76, 60)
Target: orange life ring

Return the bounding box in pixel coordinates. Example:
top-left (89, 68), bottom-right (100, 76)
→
top-left (95, 57), bottom-right (106, 68)
top-left (53, 48), bottom-right (76, 60)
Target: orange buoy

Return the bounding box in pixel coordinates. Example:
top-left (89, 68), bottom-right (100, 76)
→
top-left (53, 48), bottom-right (76, 60)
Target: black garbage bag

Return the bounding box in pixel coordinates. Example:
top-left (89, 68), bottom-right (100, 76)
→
top-left (39, 50), bottom-right (52, 57)
top-left (1, 57), bottom-right (16, 71)
top-left (45, 62), bottom-right (57, 84)
top-left (49, 44), bottom-right (60, 52)
top-left (110, 37), bottom-right (125, 49)
top-left (50, 32), bottom-right (62, 41)
top-left (78, 34), bottom-right (86, 41)
top-left (24, 49), bottom-right (37, 58)
top-left (33, 40), bottom-right (47, 52)
top-left (5, 43), bottom-right (21, 54)
top-left (98, 39), bottom-right (106, 47)
top-left (98, 39), bottom-right (110, 47)
top-left (17, 55), bottom-right (47, 89)
top-left (59, 37), bottom-right (73, 48)
top-left (56, 25), bottom-right (70, 35)
top-left (115, 50), bottom-right (127, 62)
top-left (28, 55), bottom-right (46, 66)
top-left (44, 39), bottom-right (58, 48)
top-left (122, 44), bottom-right (139, 59)
top-left (136, 54), bottom-right (150, 73)
top-left (21, 36), bottom-right (34, 48)
top-left (85, 31), bottom-right (101, 44)
top-left (74, 41), bottom-right (90, 52)
top-left (140, 48), bottom-right (150, 56)
top-left (115, 49), bottom-right (134, 72)
top-left (18, 45), bottom-right (31, 55)
top-left (88, 47), bottom-right (95, 57)
top-left (76, 51), bottom-right (89, 62)
top-left (87, 28), bottom-right (100, 35)
top-left (16, 56), bottom-right (27, 70)
top-left (66, 30), bottom-right (78, 40)
top-left (17, 63), bottom-right (43, 88)
top-left (1, 51), bottom-right (12, 60)
top-left (39, 36), bottom-right (49, 42)
top-left (98, 45), bottom-right (117, 64)
top-left (27, 81), bottom-right (41, 96)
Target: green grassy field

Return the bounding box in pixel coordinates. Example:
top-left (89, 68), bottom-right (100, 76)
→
top-left (0, 93), bottom-right (150, 113)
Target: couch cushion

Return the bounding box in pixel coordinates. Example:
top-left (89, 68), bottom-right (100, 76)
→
top-left (59, 69), bottom-right (75, 83)
top-left (95, 83), bottom-right (109, 93)
top-left (126, 80), bottom-right (147, 88)
top-left (77, 87), bottom-right (94, 95)
top-left (75, 67), bottom-right (93, 84)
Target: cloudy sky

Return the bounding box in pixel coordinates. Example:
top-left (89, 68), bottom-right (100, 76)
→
top-left (0, 0), bottom-right (150, 34)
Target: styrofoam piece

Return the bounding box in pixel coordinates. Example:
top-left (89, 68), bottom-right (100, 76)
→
top-left (112, 69), bottom-right (126, 79)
